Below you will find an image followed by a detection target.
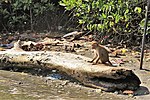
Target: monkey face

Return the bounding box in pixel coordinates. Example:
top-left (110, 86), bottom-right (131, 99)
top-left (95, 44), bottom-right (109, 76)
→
top-left (91, 43), bottom-right (98, 49)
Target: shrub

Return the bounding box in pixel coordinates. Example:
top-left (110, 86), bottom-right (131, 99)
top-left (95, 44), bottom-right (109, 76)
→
top-left (60, 0), bottom-right (147, 44)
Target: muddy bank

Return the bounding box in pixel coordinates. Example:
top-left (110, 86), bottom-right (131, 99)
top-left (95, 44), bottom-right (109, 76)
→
top-left (0, 70), bottom-right (132, 100)
top-left (0, 51), bottom-right (141, 92)
top-left (0, 33), bottom-right (150, 99)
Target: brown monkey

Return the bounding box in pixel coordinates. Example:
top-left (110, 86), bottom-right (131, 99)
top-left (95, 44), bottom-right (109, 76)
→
top-left (88, 41), bottom-right (112, 65)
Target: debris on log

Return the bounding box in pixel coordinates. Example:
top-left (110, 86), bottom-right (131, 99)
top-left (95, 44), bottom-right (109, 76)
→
top-left (7, 40), bottom-right (24, 52)
top-left (0, 50), bottom-right (141, 92)
top-left (18, 38), bottom-right (82, 52)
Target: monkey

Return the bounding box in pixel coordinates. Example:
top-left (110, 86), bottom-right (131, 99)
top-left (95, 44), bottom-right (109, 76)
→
top-left (88, 41), bottom-right (112, 66)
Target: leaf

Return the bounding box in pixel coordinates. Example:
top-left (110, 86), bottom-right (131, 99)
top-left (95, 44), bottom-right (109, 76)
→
top-left (23, 5), bottom-right (27, 10)
top-left (83, 0), bottom-right (89, 2)
top-left (79, 19), bottom-right (85, 24)
top-left (125, 9), bottom-right (129, 14)
top-left (59, 1), bottom-right (66, 6)
top-left (28, 0), bottom-right (32, 4)
top-left (41, 0), bottom-right (48, 3)
top-left (139, 18), bottom-right (145, 28)
top-left (102, 13), bottom-right (107, 19)
top-left (134, 7), bottom-right (142, 13)
top-left (107, 15), bottom-right (114, 20)
top-left (109, 21), bottom-right (114, 27)
top-left (126, 23), bottom-right (129, 28)
top-left (115, 14), bottom-right (120, 23)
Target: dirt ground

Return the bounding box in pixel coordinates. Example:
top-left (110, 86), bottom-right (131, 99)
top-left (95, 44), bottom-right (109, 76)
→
top-left (0, 32), bottom-right (150, 100)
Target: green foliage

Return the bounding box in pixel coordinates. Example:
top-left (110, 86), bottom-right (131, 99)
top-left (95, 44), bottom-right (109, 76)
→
top-left (60, 0), bottom-right (146, 39)
top-left (0, 0), bottom-right (54, 31)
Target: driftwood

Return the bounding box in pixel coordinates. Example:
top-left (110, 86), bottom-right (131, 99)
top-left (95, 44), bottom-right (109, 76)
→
top-left (63, 31), bottom-right (86, 41)
top-left (0, 50), bottom-right (141, 92)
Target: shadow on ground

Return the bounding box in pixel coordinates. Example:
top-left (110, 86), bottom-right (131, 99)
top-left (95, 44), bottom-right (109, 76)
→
top-left (134, 86), bottom-right (149, 96)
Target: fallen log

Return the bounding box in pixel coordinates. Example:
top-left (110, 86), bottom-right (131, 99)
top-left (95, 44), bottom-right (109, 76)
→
top-left (0, 51), bottom-right (141, 91)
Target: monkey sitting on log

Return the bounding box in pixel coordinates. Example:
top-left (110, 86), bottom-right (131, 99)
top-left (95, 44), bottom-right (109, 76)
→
top-left (88, 41), bottom-right (112, 66)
